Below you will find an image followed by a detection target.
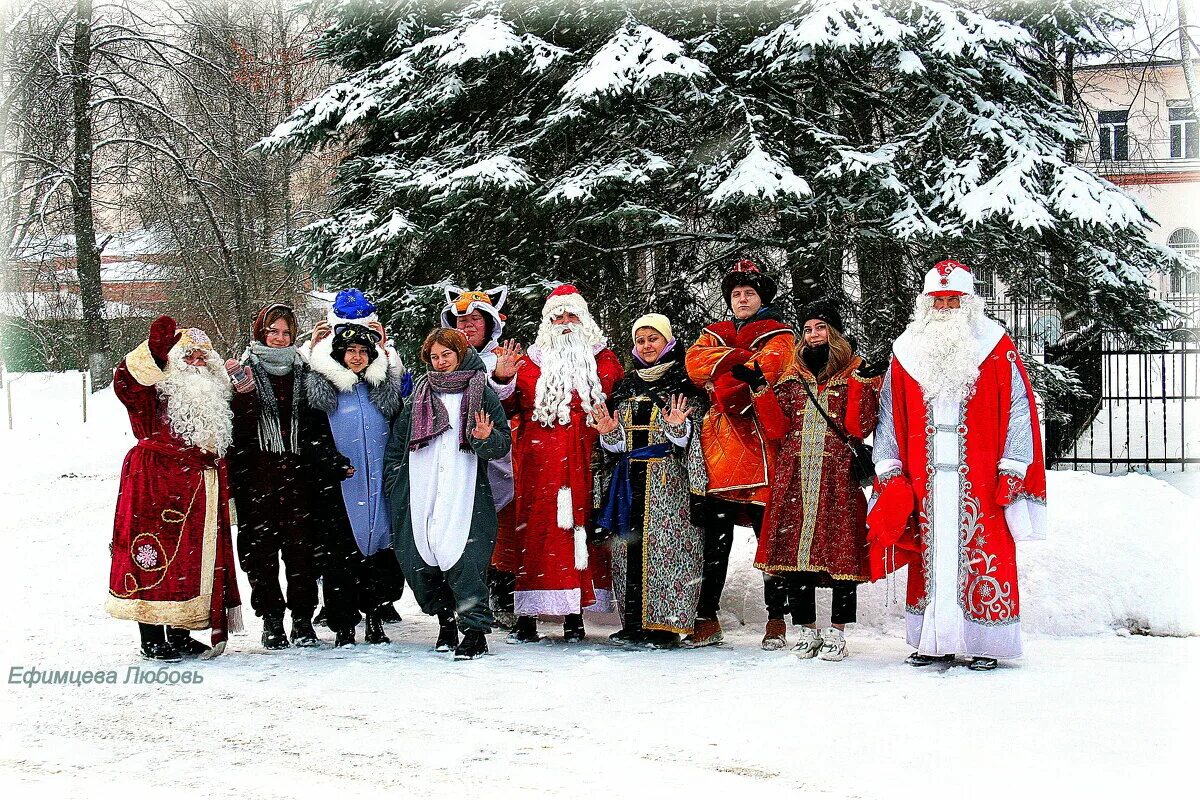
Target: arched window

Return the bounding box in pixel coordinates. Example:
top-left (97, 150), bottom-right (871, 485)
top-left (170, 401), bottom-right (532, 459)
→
top-left (1168, 228), bottom-right (1199, 295)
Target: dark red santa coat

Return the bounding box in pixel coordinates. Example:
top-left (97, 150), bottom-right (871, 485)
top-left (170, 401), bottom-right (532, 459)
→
top-left (105, 340), bottom-right (242, 647)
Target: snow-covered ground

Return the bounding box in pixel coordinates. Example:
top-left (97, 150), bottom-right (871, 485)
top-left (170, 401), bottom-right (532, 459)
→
top-left (1, 372), bottom-right (1197, 798)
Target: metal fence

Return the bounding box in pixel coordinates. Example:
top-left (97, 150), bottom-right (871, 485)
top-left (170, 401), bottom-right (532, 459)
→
top-left (1038, 305), bottom-right (1199, 474)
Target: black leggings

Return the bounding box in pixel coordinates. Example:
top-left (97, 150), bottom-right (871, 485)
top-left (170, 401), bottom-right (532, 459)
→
top-left (696, 497), bottom-right (788, 621)
top-left (784, 571), bottom-right (858, 626)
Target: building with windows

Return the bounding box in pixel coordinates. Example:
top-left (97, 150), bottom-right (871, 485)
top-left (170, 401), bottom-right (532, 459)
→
top-left (1073, 57), bottom-right (1200, 302)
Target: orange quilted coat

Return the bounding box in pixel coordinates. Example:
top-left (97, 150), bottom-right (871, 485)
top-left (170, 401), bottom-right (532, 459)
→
top-left (685, 318), bottom-right (794, 505)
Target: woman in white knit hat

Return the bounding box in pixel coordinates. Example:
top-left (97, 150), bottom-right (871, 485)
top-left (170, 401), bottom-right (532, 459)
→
top-left (591, 314), bottom-right (709, 648)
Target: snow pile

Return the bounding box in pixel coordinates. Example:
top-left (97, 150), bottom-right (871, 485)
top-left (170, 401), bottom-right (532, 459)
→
top-left (0, 373), bottom-right (132, 482)
top-left (723, 470), bottom-right (1199, 637)
top-left (411, 13), bottom-right (528, 69)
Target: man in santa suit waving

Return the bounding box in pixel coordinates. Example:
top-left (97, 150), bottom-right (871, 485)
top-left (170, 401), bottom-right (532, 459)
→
top-left (868, 260), bottom-right (1047, 671)
top-left (106, 315), bottom-right (243, 660)
top-left (493, 284), bottom-right (624, 643)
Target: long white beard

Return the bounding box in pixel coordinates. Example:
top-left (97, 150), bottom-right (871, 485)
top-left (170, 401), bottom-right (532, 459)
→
top-left (905, 295), bottom-right (986, 403)
top-left (158, 352), bottom-right (233, 456)
top-left (532, 321), bottom-right (606, 427)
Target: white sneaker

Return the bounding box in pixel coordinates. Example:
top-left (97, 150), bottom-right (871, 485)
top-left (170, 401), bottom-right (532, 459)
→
top-left (791, 627), bottom-right (822, 659)
top-left (818, 627), bottom-right (846, 661)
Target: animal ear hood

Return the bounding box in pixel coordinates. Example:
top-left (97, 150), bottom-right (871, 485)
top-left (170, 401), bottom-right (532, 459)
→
top-left (439, 284), bottom-right (509, 347)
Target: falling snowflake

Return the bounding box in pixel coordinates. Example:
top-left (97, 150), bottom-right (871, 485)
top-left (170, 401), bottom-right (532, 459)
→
top-left (135, 544), bottom-right (159, 569)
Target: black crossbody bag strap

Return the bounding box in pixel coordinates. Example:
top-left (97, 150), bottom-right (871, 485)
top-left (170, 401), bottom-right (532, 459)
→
top-left (798, 379), bottom-right (853, 446)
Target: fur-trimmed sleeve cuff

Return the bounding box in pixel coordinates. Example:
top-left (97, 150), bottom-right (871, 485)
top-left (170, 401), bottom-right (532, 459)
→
top-left (490, 375), bottom-right (516, 400)
top-left (125, 340), bottom-right (167, 386)
top-left (384, 344), bottom-right (404, 378)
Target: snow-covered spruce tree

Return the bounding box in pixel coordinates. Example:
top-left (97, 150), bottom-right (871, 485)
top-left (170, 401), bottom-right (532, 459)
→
top-left (259, 0), bottom-right (803, 352)
top-left (744, 0), bottom-right (1183, 352)
top-left (261, 0), bottom-right (1179, 373)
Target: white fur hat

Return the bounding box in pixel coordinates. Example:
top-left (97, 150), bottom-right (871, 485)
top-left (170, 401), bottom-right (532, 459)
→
top-left (922, 260), bottom-right (975, 296)
top-left (541, 284), bottom-right (592, 322)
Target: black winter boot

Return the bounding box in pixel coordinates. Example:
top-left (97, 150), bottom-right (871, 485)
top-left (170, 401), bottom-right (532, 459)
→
top-left (641, 629), bottom-right (681, 650)
top-left (435, 611), bottom-right (459, 652)
top-left (262, 613), bottom-right (289, 650)
top-left (906, 652), bottom-right (954, 667)
top-left (139, 623), bottom-right (181, 662)
top-left (506, 615), bottom-right (543, 644)
top-left (290, 615), bottom-right (319, 647)
top-left (454, 629), bottom-right (488, 660)
top-left (167, 627), bottom-right (210, 657)
top-left (608, 627), bottom-right (645, 645)
top-left (377, 603), bottom-right (402, 624)
top-left (364, 612), bottom-right (390, 645)
top-left (563, 613), bottom-right (586, 643)
top-left (313, 606), bottom-right (328, 627)
top-left (334, 627), bottom-right (356, 648)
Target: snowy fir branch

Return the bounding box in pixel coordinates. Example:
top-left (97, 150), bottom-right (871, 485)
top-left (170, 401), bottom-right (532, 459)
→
top-left (257, 0), bottom-right (1181, 380)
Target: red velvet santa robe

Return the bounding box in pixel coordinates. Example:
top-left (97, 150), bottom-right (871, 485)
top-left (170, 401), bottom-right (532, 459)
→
top-left (105, 341), bottom-right (243, 648)
top-left (503, 345), bottom-right (624, 616)
top-left (870, 319), bottom-right (1047, 659)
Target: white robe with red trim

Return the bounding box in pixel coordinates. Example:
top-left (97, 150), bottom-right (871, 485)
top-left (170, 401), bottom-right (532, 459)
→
top-left (873, 318), bottom-right (1048, 659)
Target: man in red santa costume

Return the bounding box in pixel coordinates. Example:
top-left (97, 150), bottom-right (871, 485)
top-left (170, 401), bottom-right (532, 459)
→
top-left (494, 284), bottom-right (624, 643)
top-left (106, 315), bottom-right (243, 661)
top-left (868, 259), bottom-right (1047, 671)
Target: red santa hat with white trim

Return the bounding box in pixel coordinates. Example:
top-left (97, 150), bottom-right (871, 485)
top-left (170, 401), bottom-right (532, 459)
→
top-left (541, 283), bottom-right (593, 322)
top-left (923, 259), bottom-right (976, 297)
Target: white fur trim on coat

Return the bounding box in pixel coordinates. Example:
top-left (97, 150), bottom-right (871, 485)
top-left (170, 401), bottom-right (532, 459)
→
top-left (327, 308), bottom-right (379, 328)
top-left (557, 486), bottom-right (574, 530)
top-left (573, 526), bottom-right (588, 571)
top-left (306, 333), bottom-right (390, 393)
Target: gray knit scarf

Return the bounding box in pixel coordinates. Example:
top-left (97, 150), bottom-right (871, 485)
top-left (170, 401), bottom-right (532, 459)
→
top-left (409, 349), bottom-right (488, 452)
top-left (248, 342), bottom-right (301, 455)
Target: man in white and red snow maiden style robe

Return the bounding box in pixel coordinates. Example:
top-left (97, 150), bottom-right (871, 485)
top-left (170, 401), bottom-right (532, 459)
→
top-left (868, 260), bottom-right (1047, 670)
top-left (497, 284), bottom-right (624, 643)
top-left (106, 316), bottom-right (243, 660)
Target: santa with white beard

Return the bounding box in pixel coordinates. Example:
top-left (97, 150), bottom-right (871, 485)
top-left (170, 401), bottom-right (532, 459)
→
top-left (867, 260), bottom-right (1047, 671)
top-left (106, 315), bottom-right (243, 661)
top-left (493, 284), bottom-right (624, 643)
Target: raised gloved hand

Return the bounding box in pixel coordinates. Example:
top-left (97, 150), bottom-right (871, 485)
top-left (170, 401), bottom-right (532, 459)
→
top-left (225, 359), bottom-right (255, 394)
top-left (729, 362), bottom-right (767, 392)
top-left (148, 315), bottom-right (180, 368)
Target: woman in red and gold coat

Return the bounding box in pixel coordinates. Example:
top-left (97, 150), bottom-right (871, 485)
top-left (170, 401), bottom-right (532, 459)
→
top-left (752, 302), bottom-right (882, 660)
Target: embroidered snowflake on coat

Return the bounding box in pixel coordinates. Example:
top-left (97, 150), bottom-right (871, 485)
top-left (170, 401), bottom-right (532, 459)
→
top-left (134, 543), bottom-right (159, 569)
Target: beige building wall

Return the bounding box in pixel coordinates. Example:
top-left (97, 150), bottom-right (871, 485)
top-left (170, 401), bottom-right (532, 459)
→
top-left (1073, 61), bottom-right (1200, 295)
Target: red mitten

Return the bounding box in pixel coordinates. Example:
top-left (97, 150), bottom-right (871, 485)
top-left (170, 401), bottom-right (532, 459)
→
top-left (995, 471), bottom-right (1025, 507)
top-left (866, 474), bottom-right (915, 549)
top-left (148, 315), bottom-right (180, 367)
